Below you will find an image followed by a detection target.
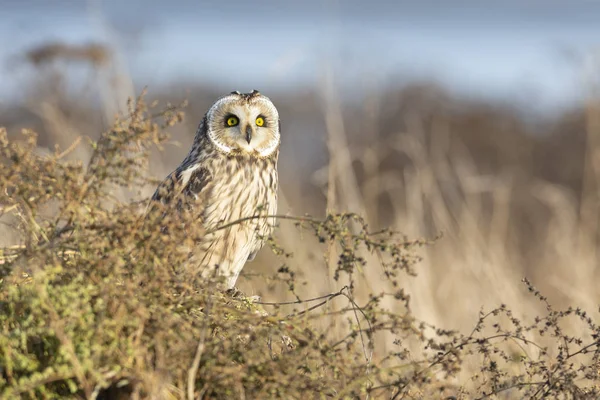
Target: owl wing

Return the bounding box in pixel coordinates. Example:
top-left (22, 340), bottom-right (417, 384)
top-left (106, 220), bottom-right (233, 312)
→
top-left (151, 164), bottom-right (212, 212)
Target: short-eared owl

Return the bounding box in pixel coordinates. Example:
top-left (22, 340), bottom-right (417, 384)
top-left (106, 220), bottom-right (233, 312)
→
top-left (152, 90), bottom-right (279, 289)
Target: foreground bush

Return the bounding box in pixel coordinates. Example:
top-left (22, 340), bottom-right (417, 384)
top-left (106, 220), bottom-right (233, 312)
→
top-left (1, 93), bottom-right (599, 399)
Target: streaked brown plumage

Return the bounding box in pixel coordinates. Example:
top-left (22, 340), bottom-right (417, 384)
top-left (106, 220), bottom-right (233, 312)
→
top-left (152, 90), bottom-right (280, 288)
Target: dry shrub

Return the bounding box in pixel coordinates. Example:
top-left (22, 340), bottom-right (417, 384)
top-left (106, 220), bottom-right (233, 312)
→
top-left (0, 92), bottom-right (599, 399)
top-left (24, 43), bottom-right (110, 67)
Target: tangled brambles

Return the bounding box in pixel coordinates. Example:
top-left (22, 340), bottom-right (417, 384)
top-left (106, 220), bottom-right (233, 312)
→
top-left (1, 93), bottom-right (599, 399)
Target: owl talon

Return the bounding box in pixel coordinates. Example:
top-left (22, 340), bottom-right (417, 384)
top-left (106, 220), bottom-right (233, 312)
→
top-left (225, 287), bottom-right (261, 305)
top-left (226, 287), bottom-right (244, 298)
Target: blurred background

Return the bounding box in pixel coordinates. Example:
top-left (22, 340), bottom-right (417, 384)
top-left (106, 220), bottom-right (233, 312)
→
top-left (2, 0), bottom-right (600, 342)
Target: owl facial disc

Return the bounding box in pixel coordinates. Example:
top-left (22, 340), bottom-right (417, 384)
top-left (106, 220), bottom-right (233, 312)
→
top-left (206, 91), bottom-right (280, 158)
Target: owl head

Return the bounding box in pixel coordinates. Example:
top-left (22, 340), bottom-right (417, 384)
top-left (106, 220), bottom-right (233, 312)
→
top-left (204, 90), bottom-right (280, 158)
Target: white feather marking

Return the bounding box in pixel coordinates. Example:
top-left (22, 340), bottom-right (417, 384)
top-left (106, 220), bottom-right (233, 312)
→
top-left (258, 137), bottom-right (280, 157)
top-left (179, 164), bottom-right (201, 198)
top-left (207, 131), bottom-right (233, 154)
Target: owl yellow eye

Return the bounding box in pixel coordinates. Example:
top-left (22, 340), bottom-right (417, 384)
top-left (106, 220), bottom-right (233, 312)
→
top-left (226, 116), bottom-right (239, 127)
top-left (255, 116), bottom-right (265, 127)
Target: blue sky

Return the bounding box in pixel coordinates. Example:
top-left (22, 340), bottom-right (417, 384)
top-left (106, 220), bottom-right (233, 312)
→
top-left (1, 1), bottom-right (599, 111)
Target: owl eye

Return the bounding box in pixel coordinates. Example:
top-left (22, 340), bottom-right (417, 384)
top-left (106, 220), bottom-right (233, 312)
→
top-left (226, 116), bottom-right (239, 127)
top-left (255, 116), bottom-right (265, 127)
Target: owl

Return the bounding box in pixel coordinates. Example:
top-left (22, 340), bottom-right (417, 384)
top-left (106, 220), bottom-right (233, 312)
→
top-left (151, 90), bottom-right (280, 289)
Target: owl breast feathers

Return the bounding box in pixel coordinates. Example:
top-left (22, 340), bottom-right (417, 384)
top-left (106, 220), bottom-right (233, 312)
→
top-left (151, 90), bottom-right (280, 289)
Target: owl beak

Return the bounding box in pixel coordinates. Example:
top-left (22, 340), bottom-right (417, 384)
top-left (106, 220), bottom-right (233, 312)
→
top-left (245, 125), bottom-right (253, 144)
